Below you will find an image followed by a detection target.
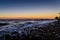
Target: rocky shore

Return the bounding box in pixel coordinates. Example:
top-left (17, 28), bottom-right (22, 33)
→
top-left (0, 21), bottom-right (60, 40)
top-left (19, 21), bottom-right (60, 40)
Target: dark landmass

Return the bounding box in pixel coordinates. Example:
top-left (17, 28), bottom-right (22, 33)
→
top-left (0, 23), bottom-right (9, 27)
top-left (0, 19), bottom-right (55, 21)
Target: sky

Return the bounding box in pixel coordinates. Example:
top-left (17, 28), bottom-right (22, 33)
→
top-left (0, 0), bottom-right (60, 19)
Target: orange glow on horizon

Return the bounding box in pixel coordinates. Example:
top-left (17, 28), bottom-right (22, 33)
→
top-left (0, 15), bottom-right (58, 19)
top-left (0, 12), bottom-right (58, 19)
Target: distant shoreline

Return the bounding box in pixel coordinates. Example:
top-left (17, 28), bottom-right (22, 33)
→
top-left (0, 19), bottom-right (55, 21)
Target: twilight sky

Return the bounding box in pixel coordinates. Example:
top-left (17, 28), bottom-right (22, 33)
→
top-left (0, 0), bottom-right (60, 19)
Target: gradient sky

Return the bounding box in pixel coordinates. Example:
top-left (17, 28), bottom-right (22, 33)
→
top-left (0, 0), bottom-right (60, 19)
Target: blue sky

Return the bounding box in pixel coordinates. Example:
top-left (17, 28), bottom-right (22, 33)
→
top-left (0, 0), bottom-right (60, 19)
